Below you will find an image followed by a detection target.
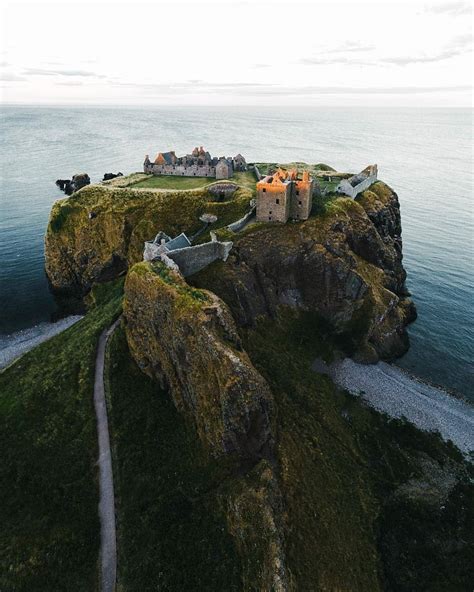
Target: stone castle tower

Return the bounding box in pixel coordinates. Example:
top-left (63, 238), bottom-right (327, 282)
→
top-left (256, 169), bottom-right (314, 223)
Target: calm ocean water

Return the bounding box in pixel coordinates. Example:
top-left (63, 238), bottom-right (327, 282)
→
top-left (0, 106), bottom-right (472, 398)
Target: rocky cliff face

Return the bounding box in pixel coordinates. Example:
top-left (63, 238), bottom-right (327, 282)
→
top-left (191, 181), bottom-right (416, 361)
top-left (123, 261), bottom-right (274, 461)
top-left (123, 261), bottom-right (289, 590)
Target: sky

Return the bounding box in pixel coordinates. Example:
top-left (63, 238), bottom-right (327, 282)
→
top-left (0, 0), bottom-right (472, 106)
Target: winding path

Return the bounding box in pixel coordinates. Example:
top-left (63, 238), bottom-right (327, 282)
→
top-left (94, 318), bottom-right (121, 592)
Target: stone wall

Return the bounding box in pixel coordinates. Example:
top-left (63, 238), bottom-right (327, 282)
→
top-left (144, 238), bottom-right (233, 276)
top-left (256, 185), bottom-right (292, 223)
top-left (167, 240), bottom-right (233, 276)
top-left (337, 174), bottom-right (378, 199)
top-left (208, 183), bottom-right (238, 200)
top-left (289, 180), bottom-right (313, 221)
top-left (253, 165), bottom-right (263, 180)
top-left (227, 206), bottom-right (256, 232)
top-left (145, 163), bottom-right (216, 177)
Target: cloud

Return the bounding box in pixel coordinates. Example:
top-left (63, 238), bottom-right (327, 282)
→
top-left (381, 47), bottom-right (470, 65)
top-left (299, 41), bottom-right (376, 66)
top-left (424, 1), bottom-right (472, 15)
top-left (0, 61), bottom-right (9, 68)
top-left (23, 67), bottom-right (106, 78)
top-left (325, 42), bottom-right (375, 54)
top-left (242, 84), bottom-right (472, 96)
top-left (299, 56), bottom-right (375, 66)
top-left (301, 34), bottom-right (472, 67)
top-left (0, 72), bottom-right (26, 82)
top-left (252, 63), bottom-right (271, 69)
top-left (109, 80), bottom-right (471, 97)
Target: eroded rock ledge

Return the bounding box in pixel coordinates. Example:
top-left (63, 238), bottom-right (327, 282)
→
top-left (123, 261), bottom-right (274, 461)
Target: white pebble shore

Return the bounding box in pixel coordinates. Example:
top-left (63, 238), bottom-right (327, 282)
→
top-left (313, 358), bottom-right (474, 457)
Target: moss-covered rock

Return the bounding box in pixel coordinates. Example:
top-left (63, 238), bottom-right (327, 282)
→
top-left (45, 183), bottom-right (251, 296)
top-left (123, 261), bottom-right (274, 461)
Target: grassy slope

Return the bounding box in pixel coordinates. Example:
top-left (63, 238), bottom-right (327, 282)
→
top-left (0, 281), bottom-right (123, 592)
top-left (130, 171), bottom-right (257, 193)
top-left (231, 171), bottom-right (258, 194)
top-left (242, 311), bottom-right (473, 591)
top-left (45, 184), bottom-right (253, 294)
top-left (131, 175), bottom-right (215, 190)
top-left (106, 326), bottom-right (242, 592)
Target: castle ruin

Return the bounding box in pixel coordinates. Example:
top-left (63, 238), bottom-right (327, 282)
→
top-left (143, 146), bottom-right (247, 180)
top-left (336, 164), bottom-right (378, 198)
top-left (144, 230), bottom-right (233, 277)
top-left (256, 168), bottom-right (314, 223)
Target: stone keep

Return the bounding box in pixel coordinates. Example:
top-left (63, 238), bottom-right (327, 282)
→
top-left (290, 171), bottom-right (313, 220)
top-left (256, 169), bottom-right (314, 223)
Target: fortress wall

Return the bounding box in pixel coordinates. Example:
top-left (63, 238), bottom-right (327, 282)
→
top-left (144, 241), bottom-right (164, 262)
top-left (338, 174), bottom-right (378, 198)
top-left (253, 165), bottom-right (263, 180)
top-left (148, 164), bottom-right (216, 177)
top-left (227, 207), bottom-right (256, 232)
top-left (167, 241), bottom-right (233, 277)
top-left (289, 181), bottom-right (313, 220)
top-left (256, 184), bottom-right (292, 223)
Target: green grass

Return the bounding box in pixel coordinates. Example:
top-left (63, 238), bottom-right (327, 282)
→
top-left (130, 175), bottom-right (215, 190)
top-left (130, 171), bottom-right (257, 194)
top-left (230, 171), bottom-right (257, 194)
top-left (0, 280), bottom-right (123, 592)
top-left (105, 327), bottom-right (243, 591)
top-left (241, 311), bottom-right (473, 591)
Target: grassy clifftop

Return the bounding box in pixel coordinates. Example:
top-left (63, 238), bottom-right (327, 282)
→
top-left (45, 182), bottom-right (252, 295)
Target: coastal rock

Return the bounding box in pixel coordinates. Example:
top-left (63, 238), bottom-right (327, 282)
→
top-left (102, 172), bottom-right (123, 181)
top-left (45, 183), bottom-right (252, 296)
top-left (123, 261), bottom-right (274, 461)
top-left (190, 181), bottom-right (416, 361)
top-left (55, 173), bottom-right (90, 196)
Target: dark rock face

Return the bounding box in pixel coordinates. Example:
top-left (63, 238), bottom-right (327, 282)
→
top-left (124, 262), bottom-right (275, 461)
top-left (102, 172), bottom-right (123, 181)
top-left (191, 182), bottom-right (416, 361)
top-left (56, 173), bottom-right (90, 195)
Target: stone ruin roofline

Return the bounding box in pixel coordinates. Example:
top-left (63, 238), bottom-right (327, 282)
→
top-left (257, 168), bottom-right (313, 192)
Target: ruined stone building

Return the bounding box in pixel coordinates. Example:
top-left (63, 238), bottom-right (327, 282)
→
top-left (256, 169), bottom-right (314, 223)
top-left (143, 230), bottom-right (233, 277)
top-left (143, 146), bottom-right (247, 180)
top-left (336, 164), bottom-right (378, 198)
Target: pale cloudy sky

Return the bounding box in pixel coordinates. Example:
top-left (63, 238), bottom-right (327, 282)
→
top-left (0, 0), bottom-right (472, 106)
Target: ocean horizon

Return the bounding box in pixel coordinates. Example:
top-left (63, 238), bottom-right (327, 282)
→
top-left (0, 105), bottom-right (472, 399)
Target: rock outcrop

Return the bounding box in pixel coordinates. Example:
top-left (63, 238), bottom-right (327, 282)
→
top-left (123, 260), bottom-right (291, 589)
top-left (45, 183), bottom-right (251, 296)
top-left (191, 181), bottom-right (416, 361)
top-left (102, 172), bottom-right (123, 181)
top-left (123, 261), bottom-right (274, 461)
top-left (55, 173), bottom-right (90, 196)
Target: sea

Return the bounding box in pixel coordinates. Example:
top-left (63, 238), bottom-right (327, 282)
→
top-left (0, 106), bottom-right (472, 399)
